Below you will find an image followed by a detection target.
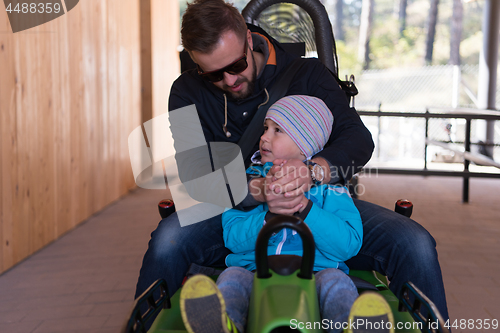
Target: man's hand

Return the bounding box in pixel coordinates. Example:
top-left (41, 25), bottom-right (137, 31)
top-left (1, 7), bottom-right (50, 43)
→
top-left (273, 157), bottom-right (331, 193)
top-left (269, 157), bottom-right (331, 198)
top-left (248, 165), bottom-right (304, 215)
top-left (248, 157), bottom-right (331, 214)
top-left (269, 159), bottom-right (312, 198)
top-left (264, 164), bottom-right (305, 214)
top-left (270, 157), bottom-right (331, 197)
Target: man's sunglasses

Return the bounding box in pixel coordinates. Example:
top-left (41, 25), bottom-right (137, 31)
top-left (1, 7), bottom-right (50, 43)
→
top-left (197, 39), bottom-right (248, 82)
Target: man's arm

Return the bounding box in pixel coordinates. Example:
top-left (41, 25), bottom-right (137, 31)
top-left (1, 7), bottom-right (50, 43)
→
top-left (264, 59), bottom-right (374, 200)
top-left (169, 76), bottom-right (235, 206)
top-left (288, 59), bottom-right (375, 184)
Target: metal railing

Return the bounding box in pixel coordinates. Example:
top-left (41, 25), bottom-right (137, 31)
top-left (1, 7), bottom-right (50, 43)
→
top-left (358, 107), bottom-right (500, 202)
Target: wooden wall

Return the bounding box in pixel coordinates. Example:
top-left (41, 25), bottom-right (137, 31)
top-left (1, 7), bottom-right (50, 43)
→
top-left (151, 0), bottom-right (180, 119)
top-left (0, 0), bottom-right (180, 274)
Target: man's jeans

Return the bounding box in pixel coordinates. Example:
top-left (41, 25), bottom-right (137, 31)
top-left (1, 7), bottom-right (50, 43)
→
top-left (134, 199), bottom-right (449, 323)
top-left (216, 267), bottom-right (358, 333)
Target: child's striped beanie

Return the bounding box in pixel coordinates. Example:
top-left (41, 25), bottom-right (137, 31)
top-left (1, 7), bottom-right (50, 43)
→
top-left (265, 95), bottom-right (333, 158)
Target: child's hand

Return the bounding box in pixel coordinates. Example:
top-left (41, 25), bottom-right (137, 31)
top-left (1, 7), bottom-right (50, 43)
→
top-left (297, 195), bottom-right (310, 213)
top-left (267, 159), bottom-right (285, 182)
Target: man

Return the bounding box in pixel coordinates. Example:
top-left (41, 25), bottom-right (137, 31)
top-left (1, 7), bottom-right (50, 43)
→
top-left (135, 0), bottom-right (450, 325)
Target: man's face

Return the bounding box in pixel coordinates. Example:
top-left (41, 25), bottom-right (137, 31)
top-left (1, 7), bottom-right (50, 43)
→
top-left (191, 30), bottom-right (257, 100)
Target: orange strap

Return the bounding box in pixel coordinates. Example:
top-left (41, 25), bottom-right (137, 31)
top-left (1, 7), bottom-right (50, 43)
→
top-left (253, 32), bottom-right (277, 66)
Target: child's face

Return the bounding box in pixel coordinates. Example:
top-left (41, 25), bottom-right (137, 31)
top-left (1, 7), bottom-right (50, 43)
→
top-left (259, 119), bottom-right (304, 163)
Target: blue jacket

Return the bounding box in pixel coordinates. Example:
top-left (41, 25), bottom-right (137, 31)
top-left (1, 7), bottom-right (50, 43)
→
top-left (222, 163), bottom-right (363, 274)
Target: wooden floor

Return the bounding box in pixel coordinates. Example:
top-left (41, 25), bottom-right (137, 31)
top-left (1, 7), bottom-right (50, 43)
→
top-left (0, 175), bottom-right (499, 332)
top-left (359, 174), bottom-right (500, 333)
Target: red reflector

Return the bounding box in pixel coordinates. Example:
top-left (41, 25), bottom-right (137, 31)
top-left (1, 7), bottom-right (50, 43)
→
top-left (159, 199), bottom-right (174, 208)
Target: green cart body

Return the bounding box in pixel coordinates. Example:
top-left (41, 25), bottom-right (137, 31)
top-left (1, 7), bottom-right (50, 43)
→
top-left (125, 215), bottom-right (447, 333)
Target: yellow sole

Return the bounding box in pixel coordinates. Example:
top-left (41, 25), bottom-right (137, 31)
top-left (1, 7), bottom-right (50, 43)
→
top-left (180, 274), bottom-right (231, 333)
top-left (346, 291), bottom-right (395, 333)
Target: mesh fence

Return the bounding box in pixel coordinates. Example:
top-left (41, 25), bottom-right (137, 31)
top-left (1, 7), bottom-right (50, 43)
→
top-left (361, 115), bottom-right (500, 167)
top-left (356, 65), bottom-right (500, 166)
top-left (355, 64), bottom-right (500, 111)
top-left (361, 116), bottom-right (426, 166)
top-left (356, 65), bottom-right (456, 111)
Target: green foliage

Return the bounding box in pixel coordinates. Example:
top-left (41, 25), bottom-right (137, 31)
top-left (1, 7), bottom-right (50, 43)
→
top-left (336, 40), bottom-right (362, 77)
top-left (337, 0), bottom-right (483, 71)
top-left (178, 0), bottom-right (484, 72)
top-left (460, 31), bottom-right (482, 65)
top-left (462, 0), bottom-right (483, 40)
top-left (370, 25), bottom-right (426, 69)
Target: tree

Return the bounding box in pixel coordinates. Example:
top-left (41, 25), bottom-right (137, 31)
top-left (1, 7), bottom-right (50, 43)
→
top-left (424, 0), bottom-right (440, 65)
top-left (449, 0), bottom-right (463, 65)
top-left (323, 0), bottom-right (345, 41)
top-left (333, 0), bottom-right (345, 41)
top-left (396, 0), bottom-right (408, 36)
top-left (358, 0), bottom-right (374, 69)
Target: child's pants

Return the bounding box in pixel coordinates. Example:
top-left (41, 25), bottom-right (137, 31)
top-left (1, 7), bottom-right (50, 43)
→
top-left (216, 266), bottom-right (358, 333)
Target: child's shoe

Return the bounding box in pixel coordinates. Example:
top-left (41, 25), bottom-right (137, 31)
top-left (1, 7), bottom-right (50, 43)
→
top-left (345, 291), bottom-right (395, 333)
top-left (180, 274), bottom-right (239, 333)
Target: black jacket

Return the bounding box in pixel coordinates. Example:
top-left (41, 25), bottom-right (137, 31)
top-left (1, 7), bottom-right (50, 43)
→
top-left (169, 24), bottom-right (374, 184)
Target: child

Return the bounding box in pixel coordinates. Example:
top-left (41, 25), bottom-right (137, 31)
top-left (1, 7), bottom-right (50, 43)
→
top-left (180, 95), bottom-right (391, 333)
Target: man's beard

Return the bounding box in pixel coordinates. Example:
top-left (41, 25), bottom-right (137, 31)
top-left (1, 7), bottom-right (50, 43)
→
top-left (223, 51), bottom-right (257, 101)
